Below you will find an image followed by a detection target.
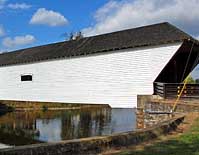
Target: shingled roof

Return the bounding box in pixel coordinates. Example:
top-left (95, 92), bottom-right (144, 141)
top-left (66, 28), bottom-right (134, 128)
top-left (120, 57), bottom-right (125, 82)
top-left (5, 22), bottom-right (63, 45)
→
top-left (0, 22), bottom-right (196, 67)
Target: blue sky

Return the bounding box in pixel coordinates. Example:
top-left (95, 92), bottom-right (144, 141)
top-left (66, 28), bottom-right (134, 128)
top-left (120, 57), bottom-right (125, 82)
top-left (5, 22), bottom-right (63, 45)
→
top-left (0, 0), bottom-right (110, 51)
top-left (1, 0), bottom-right (199, 53)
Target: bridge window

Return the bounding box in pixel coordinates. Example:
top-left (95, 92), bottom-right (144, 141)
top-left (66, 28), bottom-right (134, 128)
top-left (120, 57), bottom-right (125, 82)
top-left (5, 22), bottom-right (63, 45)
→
top-left (21, 75), bottom-right (32, 81)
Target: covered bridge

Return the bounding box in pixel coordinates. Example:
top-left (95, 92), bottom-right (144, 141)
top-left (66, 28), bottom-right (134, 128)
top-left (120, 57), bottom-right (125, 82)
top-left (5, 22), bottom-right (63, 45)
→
top-left (0, 22), bottom-right (198, 108)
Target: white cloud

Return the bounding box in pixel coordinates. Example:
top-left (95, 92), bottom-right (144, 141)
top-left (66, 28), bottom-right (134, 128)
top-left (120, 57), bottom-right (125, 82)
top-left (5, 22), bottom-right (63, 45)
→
top-left (30, 8), bottom-right (68, 27)
top-left (2, 35), bottom-right (36, 48)
top-left (0, 25), bottom-right (5, 37)
top-left (8, 3), bottom-right (31, 9)
top-left (83, 0), bottom-right (199, 37)
top-left (94, 1), bottom-right (120, 22)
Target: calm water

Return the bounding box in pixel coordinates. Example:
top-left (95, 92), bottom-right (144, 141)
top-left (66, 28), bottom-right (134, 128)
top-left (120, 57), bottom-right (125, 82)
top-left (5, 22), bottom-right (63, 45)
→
top-left (0, 108), bottom-right (136, 146)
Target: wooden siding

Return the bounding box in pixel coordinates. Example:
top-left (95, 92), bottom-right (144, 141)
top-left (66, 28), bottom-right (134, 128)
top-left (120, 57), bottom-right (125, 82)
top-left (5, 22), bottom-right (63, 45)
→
top-left (0, 43), bottom-right (182, 108)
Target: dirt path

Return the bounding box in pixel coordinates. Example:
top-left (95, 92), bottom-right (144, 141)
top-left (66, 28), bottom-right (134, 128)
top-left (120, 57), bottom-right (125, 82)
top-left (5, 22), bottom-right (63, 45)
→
top-left (101, 113), bottom-right (199, 155)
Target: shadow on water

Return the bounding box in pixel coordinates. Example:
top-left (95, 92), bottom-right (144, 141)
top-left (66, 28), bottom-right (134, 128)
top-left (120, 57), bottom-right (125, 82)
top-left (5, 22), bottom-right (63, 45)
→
top-left (0, 103), bottom-right (13, 117)
top-left (0, 108), bottom-right (136, 146)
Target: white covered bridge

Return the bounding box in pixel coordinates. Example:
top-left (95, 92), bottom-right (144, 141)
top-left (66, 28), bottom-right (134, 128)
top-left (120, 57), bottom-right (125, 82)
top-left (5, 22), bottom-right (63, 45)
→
top-left (0, 22), bottom-right (198, 108)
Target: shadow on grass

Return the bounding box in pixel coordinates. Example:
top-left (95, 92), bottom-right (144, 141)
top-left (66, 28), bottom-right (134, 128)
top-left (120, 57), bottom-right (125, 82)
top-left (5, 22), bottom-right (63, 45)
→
top-left (119, 118), bottom-right (199, 155)
top-left (119, 136), bottom-right (199, 155)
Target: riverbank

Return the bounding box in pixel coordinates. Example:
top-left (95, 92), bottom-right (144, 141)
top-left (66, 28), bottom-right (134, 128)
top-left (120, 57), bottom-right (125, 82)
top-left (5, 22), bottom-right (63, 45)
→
top-left (0, 100), bottom-right (110, 111)
top-left (103, 112), bottom-right (199, 155)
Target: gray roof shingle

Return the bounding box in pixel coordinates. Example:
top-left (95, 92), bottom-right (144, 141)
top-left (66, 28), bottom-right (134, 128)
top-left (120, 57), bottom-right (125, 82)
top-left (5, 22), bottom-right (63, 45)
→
top-left (0, 22), bottom-right (196, 66)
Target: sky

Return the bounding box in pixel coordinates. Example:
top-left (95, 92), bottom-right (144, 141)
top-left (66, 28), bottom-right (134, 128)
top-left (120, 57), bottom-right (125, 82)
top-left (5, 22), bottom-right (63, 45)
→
top-left (1, 0), bottom-right (199, 52)
top-left (0, 0), bottom-right (109, 52)
top-left (0, 0), bottom-right (199, 77)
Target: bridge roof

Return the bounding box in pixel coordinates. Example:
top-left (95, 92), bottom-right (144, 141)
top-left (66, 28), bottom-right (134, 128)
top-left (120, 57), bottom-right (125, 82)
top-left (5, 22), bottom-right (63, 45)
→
top-left (0, 22), bottom-right (197, 67)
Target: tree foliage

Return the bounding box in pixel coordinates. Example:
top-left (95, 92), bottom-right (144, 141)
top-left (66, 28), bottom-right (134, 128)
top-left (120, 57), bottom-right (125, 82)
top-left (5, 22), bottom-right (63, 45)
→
top-left (63, 31), bottom-right (84, 41)
top-left (195, 78), bottom-right (199, 84)
top-left (185, 75), bottom-right (195, 84)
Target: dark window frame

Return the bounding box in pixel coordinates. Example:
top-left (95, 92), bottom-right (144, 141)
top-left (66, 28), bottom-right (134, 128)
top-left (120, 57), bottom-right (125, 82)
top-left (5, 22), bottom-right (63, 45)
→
top-left (21, 74), bottom-right (33, 82)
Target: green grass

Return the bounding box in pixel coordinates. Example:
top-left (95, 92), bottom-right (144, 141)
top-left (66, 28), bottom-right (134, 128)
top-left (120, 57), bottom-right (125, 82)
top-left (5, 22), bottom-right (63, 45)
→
top-left (118, 118), bottom-right (199, 155)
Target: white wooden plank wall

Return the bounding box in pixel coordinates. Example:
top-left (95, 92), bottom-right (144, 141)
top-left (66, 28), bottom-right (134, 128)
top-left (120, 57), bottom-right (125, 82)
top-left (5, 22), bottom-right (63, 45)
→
top-left (0, 43), bottom-right (182, 108)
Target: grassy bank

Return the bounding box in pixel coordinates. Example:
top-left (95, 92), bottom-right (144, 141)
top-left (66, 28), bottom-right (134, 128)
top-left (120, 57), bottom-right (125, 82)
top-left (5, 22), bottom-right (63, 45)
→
top-left (115, 114), bottom-right (199, 155)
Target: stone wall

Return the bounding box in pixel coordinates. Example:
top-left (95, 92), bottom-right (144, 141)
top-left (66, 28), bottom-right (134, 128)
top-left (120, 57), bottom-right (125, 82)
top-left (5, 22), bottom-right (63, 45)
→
top-left (136, 95), bottom-right (199, 128)
top-left (0, 115), bottom-right (184, 155)
top-left (137, 95), bottom-right (199, 113)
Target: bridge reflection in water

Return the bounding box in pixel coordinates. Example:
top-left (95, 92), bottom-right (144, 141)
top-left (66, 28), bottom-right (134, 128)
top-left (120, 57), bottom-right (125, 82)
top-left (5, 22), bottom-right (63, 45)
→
top-left (0, 108), bottom-right (136, 146)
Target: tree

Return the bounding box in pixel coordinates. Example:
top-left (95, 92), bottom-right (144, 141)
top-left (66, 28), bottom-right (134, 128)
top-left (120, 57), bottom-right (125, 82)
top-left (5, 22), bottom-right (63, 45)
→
top-left (73, 31), bottom-right (83, 40)
top-left (185, 75), bottom-right (195, 84)
top-left (62, 31), bottom-right (84, 41)
top-left (195, 78), bottom-right (199, 84)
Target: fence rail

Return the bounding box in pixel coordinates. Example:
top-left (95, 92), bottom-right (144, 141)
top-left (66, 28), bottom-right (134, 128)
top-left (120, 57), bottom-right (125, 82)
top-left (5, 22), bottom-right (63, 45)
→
top-left (154, 82), bottom-right (199, 99)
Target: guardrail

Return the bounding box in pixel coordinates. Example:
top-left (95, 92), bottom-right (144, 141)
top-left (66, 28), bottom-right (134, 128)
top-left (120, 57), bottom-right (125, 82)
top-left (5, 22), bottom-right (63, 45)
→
top-left (154, 82), bottom-right (199, 99)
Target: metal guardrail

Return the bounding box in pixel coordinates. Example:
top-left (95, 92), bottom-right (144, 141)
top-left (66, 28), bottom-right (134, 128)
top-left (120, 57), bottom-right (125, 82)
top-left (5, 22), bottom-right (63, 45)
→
top-left (154, 82), bottom-right (199, 99)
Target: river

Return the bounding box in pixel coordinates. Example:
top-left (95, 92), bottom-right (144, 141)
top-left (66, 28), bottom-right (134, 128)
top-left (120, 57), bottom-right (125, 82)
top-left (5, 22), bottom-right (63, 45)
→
top-left (0, 108), bottom-right (136, 147)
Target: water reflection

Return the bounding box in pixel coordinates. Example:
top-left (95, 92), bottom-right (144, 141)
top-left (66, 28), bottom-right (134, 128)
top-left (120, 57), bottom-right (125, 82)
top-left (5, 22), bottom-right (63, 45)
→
top-left (0, 108), bottom-right (136, 146)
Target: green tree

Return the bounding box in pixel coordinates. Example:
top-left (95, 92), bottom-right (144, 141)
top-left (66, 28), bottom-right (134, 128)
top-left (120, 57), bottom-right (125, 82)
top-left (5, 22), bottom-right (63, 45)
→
top-left (185, 75), bottom-right (195, 84)
top-left (195, 78), bottom-right (199, 84)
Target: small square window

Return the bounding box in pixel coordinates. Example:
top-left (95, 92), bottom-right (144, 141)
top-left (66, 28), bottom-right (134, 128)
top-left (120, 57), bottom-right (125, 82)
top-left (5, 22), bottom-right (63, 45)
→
top-left (21, 75), bottom-right (32, 81)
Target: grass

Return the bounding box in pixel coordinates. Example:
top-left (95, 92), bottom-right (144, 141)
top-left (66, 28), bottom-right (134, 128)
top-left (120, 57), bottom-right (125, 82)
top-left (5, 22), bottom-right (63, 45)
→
top-left (117, 117), bottom-right (199, 155)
